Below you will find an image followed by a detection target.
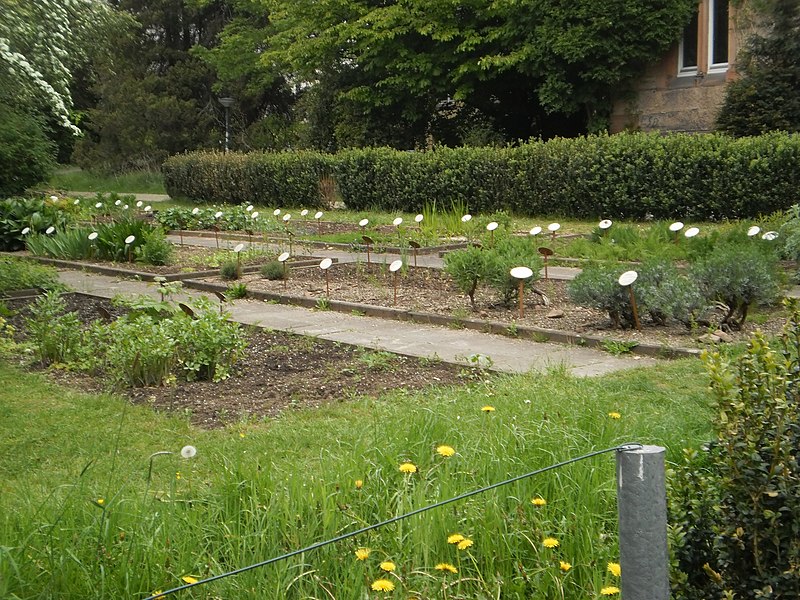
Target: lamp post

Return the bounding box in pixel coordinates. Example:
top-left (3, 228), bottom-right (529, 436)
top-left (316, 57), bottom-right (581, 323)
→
top-left (219, 97), bottom-right (234, 152)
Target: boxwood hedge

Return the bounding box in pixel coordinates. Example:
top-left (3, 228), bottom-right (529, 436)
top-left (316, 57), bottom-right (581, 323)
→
top-left (162, 132), bottom-right (800, 220)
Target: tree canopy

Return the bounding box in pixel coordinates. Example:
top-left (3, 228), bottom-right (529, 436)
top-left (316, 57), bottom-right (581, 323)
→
top-left (717, 0), bottom-right (800, 135)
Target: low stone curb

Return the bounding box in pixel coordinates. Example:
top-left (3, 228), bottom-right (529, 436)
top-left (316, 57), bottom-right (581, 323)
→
top-left (2, 253), bottom-right (333, 283)
top-left (169, 229), bottom-right (467, 256)
top-left (183, 278), bottom-right (700, 360)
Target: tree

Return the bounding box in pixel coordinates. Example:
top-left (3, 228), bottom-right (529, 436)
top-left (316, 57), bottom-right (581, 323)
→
top-left (260, 0), bottom-right (697, 147)
top-left (717, 0), bottom-right (800, 135)
top-left (73, 0), bottom-right (228, 172)
top-left (0, 0), bottom-right (121, 133)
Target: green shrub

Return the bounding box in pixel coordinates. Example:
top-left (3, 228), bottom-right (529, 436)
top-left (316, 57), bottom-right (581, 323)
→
top-left (164, 133), bottom-right (800, 220)
top-left (568, 263), bottom-right (633, 328)
top-left (225, 282), bottom-right (248, 299)
top-left (162, 150), bottom-right (333, 206)
top-left (0, 197), bottom-right (72, 251)
top-left (169, 297), bottom-right (247, 382)
top-left (568, 260), bottom-right (702, 328)
top-left (0, 103), bottom-right (55, 197)
top-left (260, 261), bottom-right (287, 280)
top-left (104, 314), bottom-right (176, 387)
top-left (26, 228), bottom-right (95, 260)
top-left (0, 257), bottom-right (61, 293)
top-left (134, 227), bottom-right (173, 266)
top-left (443, 245), bottom-right (486, 308)
top-left (690, 244), bottom-right (781, 327)
top-left (484, 236), bottom-right (542, 306)
top-left (219, 260), bottom-right (239, 280)
top-left (670, 300), bottom-right (800, 599)
top-left (23, 292), bottom-right (84, 365)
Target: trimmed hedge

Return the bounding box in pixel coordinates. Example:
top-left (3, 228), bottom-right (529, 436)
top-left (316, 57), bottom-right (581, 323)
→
top-left (162, 150), bottom-right (334, 207)
top-left (162, 132), bottom-right (800, 220)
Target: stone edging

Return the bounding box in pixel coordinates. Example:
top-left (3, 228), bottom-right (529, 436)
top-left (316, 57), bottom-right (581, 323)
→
top-left (3, 253), bottom-right (333, 283)
top-left (183, 278), bottom-right (700, 360)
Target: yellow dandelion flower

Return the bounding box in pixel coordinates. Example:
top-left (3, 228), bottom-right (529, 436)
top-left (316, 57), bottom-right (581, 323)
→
top-left (152, 591), bottom-right (165, 599)
top-left (96, 498), bottom-right (105, 506)
top-left (543, 537), bottom-right (559, 549)
top-left (608, 412), bottom-right (621, 419)
top-left (380, 561), bottom-right (396, 572)
top-left (607, 562), bottom-right (621, 577)
top-left (435, 563), bottom-right (458, 574)
top-left (482, 405), bottom-right (495, 412)
top-left (355, 548), bottom-right (370, 561)
top-left (436, 445), bottom-right (455, 458)
top-left (600, 586), bottom-right (620, 595)
top-left (447, 533), bottom-right (465, 544)
top-left (531, 497), bottom-right (547, 507)
top-left (181, 575), bottom-right (198, 585)
top-left (239, 432), bottom-right (246, 438)
top-left (371, 579), bottom-right (395, 592)
top-left (559, 561), bottom-right (571, 572)
top-left (355, 479), bottom-right (363, 489)
top-left (457, 538), bottom-right (474, 551)
top-left (175, 471), bottom-right (182, 480)
top-left (399, 462), bottom-right (417, 474)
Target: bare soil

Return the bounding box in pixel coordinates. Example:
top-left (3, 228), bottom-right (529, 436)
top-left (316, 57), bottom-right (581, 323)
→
top-left (226, 263), bottom-right (789, 350)
top-left (4, 294), bottom-right (476, 428)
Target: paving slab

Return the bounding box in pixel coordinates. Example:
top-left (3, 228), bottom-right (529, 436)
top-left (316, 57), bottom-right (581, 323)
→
top-left (56, 269), bottom-right (656, 377)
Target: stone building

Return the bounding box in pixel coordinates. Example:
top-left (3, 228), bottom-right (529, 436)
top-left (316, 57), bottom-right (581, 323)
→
top-left (610, 0), bottom-right (756, 133)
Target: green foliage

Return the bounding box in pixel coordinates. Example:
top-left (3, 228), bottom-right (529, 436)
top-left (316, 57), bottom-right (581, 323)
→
top-left (225, 282), bottom-right (248, 300)
top-left (444, 245), bottom-right (486, 308)
top-left (165, 133), bottom-right (800, 221)
top-left (670, 301), bottom-right (800, 599)
top-left (690, 244), bottom-right (781, 327)
top-left (162, 151), bottom-right (333, 206)
top-left (600, 340), bottom-right (639, 356)
top-left (0, 103), bottom-right (56, 196)
top-left (219, 260), bottom-right (240, 281)
top-left (25, 218), bottom-right (163, 264)
top-left (0, 196), bottom-right (72, 251)
top-left (23, 292), bottom-right (84, 365)
top-left (260, 261), bottom-right (287, 281)
top-left (484, 236), bottom-right (542, 306)
top-left (568, 260), bottom-right (703, 329)
top-left (134, 227), bottom-right (173, 266)
top-left (22, 292), bottom-right (248, 387)
top-left (0, 257), bottom-right (61, 293)
top-left (717, 0), bottom-right (800, 136)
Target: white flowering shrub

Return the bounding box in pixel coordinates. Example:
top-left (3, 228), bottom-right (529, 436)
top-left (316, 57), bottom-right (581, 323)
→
top-left (0, 0), bottom-right (117, 132)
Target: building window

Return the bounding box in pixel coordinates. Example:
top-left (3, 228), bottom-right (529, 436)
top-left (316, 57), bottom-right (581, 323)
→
top-left (709, 0), bottom-right (729, 70)
top-left (678, 0), bottom-right (729, 76)
top-left (679, 10), bottom-right (699, 73)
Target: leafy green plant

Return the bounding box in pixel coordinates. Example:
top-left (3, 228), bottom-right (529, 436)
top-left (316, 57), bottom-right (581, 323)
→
top-left (134, 227), bottom-right (173, 266)
top-left (690, 244), bottom-right (781, 327)
top-left (220, 260), bottom-right (240, 280)
top-left (0, 197), bottom-right (72, 251)
top-left (315, 297), bottom-right (331, 310)
top-left (260, 260), bottom-right (287, 280)
top-left (356, 349), bottom-right (396, 371)
top-left (484, 236), bottom-right (542, 306)
top-left (0, 257), bottom-right (61, 293)
top-left (226, 282), bottom-right (248, 299)
top-left (600, 340), bottom-right (639, 356)
top-left (23, 291), bottom-right (84, 365)
top-left (670, 299), bottom-right (800, 599)
top-left (444, 245), bottom-right (486, 308)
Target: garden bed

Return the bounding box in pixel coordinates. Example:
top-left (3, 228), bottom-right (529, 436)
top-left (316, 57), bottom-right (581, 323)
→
top-left (194, 263), bottom-right (788, 354)
top-left (3, 293), bottom-right (473, 428)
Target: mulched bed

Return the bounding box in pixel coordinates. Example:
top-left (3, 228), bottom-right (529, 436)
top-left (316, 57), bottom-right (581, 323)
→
top-left (3, 293), bottom-right (477, 428)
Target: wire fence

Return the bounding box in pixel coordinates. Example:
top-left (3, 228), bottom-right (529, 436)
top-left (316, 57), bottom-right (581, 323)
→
top-left (143, 442), bottom-right (642, 599)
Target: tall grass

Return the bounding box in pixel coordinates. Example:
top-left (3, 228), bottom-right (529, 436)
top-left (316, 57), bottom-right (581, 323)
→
top-left (0, 358), bottom-right (712, 599)
top-left (49, 166), bottom-right (166, 195)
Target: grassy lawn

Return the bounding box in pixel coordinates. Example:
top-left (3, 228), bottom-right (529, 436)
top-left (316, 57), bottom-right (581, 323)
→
top-left (0, 357), bottom-right (713, 599)
top-left (48, 166), bottom-right (167, 195)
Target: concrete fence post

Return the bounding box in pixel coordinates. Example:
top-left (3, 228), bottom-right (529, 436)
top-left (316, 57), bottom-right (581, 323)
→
top-left (616, 444), bottom-right (669, 600)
